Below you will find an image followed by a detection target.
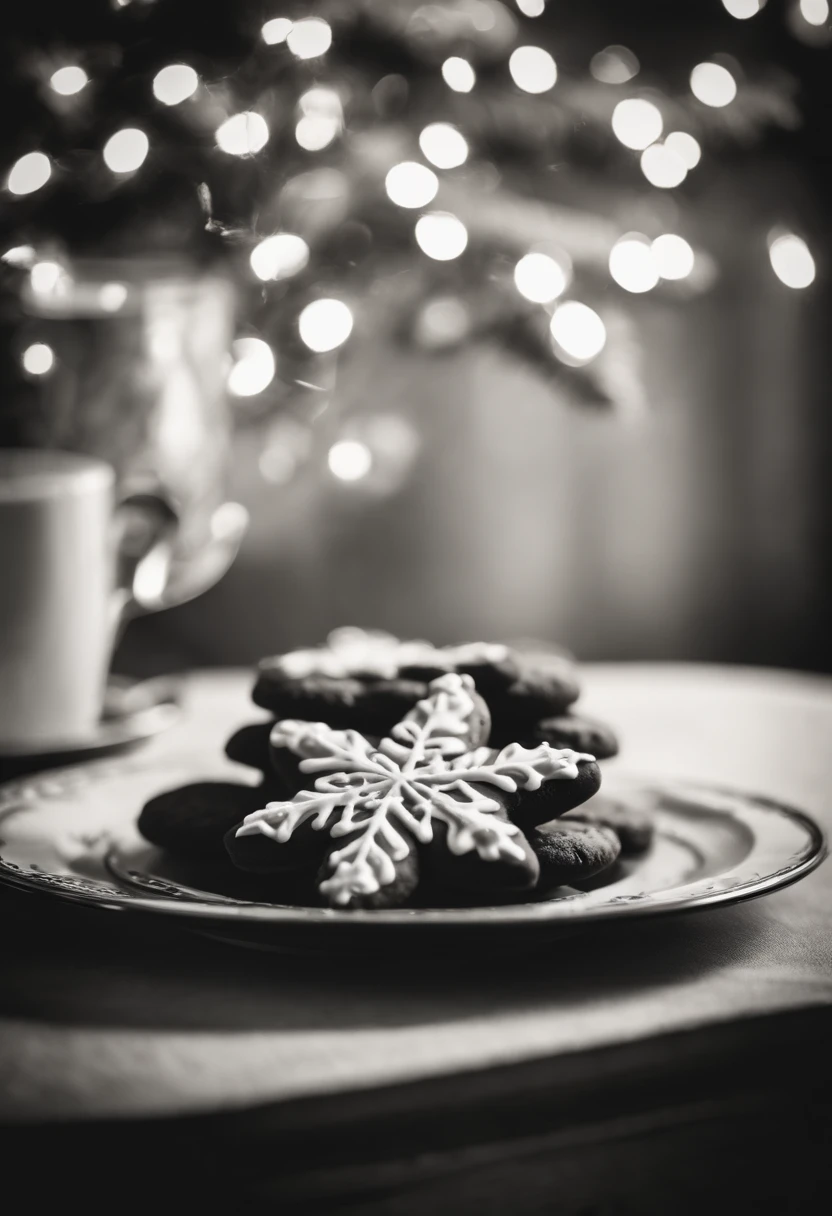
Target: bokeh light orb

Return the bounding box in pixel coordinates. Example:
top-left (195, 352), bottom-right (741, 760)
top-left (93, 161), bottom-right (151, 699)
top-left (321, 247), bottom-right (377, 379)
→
top-left (296, 116), bottom-right (340, 150)
top-left (30, 261), bottom-right (64, 295)
top-left (227, 337), bottom-right (276, 397)
top-left (664, 131), bottom-right (701, 169)
top-left (328, 440), bottom-right (372, 482)
top-left (1, 245), bottom-right (36, 267)
top-left (215, 112), bottom-right (269, 155)
top-left (295, 87), bottom-right (342, 150)
top-left (299, 87), bottom-right (341, 117)
top-left (152, 64), bottom-right (199, 106)
top-left (550, 302), bottom-right (606, 363)
top-left (590, 45), bottom-right (640, 84)
top-left (385, 162), bottom-right (439, 209)
top-left (103, 128), bottom-right (149, 173)
top-left (299, 298), bottom-right (354, 352)
top-left (769, 232), bottom-right (816, 288)
top-left (516, 0), bottom-right (546, 15)
top-left (98, 282), bottom-right (129, 311)
top-left (609, 235), bottom-right (659, 293)
top-left (508, 46), bottom-right (557, 94)
top-left (415, 213), bottom-right (469, 261)
top-left (789, 0), bottom-right (832, 42)
top-left (418, 123), bottom-right (469, 170)
top-left (21, 343), bottom-right (55, 376)
top-left (250, 233), bottom-right (310, 281)
top-left (287, 17), bottom-right (332, 60)
top-left (50, 66), bottom-right (88, 95)
top-left (442, 57), bottom-right (476, 92)
top-left (414, 297), bottom-right (472, 349)
top-left (722, 0), bottom-right (765, 17)
top-left (720, 0), bottom-right (768, 15)
top-left (640, 143), bottom-right (687, 188)
top-left (262, 17), bottom-right (293, 44)
top-left (611, 98), bottom-right (663, 150)
top-left (652, 234), bottom-right (695, 280)
top-left (690, 62), bottom-right (737, 107)
top-left (514, 251), bottom-right (569, 303)
top-left (800, 0), bottom-right (829, 24)
top-left (7, 152), bottom-right (52, 196)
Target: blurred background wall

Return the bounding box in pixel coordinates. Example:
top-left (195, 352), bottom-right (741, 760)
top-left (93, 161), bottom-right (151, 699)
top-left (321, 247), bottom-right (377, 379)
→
top-left (124, 144), bottom-right (830, 673)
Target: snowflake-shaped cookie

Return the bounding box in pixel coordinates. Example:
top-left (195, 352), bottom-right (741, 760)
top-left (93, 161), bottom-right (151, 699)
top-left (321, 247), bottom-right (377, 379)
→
top-left (229, 673), bottom-right (596, 909)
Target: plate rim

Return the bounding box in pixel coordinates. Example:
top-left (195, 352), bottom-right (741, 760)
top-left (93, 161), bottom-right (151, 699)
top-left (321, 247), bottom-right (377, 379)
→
top-left (0, 775), bottom-right (826, 930)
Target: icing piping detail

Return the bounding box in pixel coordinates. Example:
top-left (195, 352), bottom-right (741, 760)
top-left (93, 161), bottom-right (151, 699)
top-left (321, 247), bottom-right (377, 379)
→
top-left (236, 673), bottom-right (594, 907)
top-left (272, 627), bottom-right (510, 681)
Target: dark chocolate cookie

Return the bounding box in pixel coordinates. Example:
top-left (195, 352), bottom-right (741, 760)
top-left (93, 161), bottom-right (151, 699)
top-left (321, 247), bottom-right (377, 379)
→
top-left (533, 713), bottom-right (619, 760)
top-left (252, 672), bottom-right (429, 735)
top-left (223, 810), bottom-right (336, 875)
top-left (567, 796), bottom-right (655, 855)
top-left (225, 722), bottom-right (273, 774)
top-left (495, 648), bottom-right (582, 722)
top-left (421, 805), bottom-right (540, 895)
top-left (502, 754), bottom-right (602, 832)
top-left (139, 782), bottom-right (267, 860)
top-left (531, 819), bottom-right (622, 889)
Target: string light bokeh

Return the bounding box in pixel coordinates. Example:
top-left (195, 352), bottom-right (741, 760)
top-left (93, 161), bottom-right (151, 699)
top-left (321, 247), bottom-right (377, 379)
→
top-left (508, 45), bottom-right (558, 93)
top-left (609, 235), bottom-right (660, 294)
top-left (152, 64), bottom-right (198, 106)
top-left (385, 162), bottom-right (439, 209)
top-left (612, 99), bottom-right (663, 150)
top-left (298, 299), bottom-right (354, 353)
top-left (690, 62), bottom-right (738, 107)
top-left (768, 231), bottom-right (817, 288)
top-left (102, 128), bottom-right (149, 174)
top-left (6, 152), bottom-right (52, 196)
top-left (250, 234), bottom-right (310, 282)
top-left (722, 0), bottom-right (766, 18)
top-left (215, 112), bottom-right (269, 156)
top-left (21, 343), bottom-right (55, 376)
top-left (228, 337), bottom-right (276, 397)
top-left (0, 0), bottom-right (823, 503)
top-left (414, 213), bottom-right (469, 261)
top-left (550, 302), bottom-right (607, 365)
top-left (50, 66), bottom-right (89, 96)
top-left (442, 57), bottom-right (476, 92)
top-left (514, 252), bottom-right (570, 303)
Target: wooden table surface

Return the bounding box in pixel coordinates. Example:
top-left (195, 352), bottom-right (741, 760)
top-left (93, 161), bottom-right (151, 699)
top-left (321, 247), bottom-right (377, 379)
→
top-left (2, 663), bottom-right (831, 1211)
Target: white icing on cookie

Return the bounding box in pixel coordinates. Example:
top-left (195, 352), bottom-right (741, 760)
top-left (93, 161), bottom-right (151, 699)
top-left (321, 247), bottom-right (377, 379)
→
top-left (238, 672), bottom-right (594, 907)
top-left (447, 641), bottom-right (511, 667)
top-left (272, 627), bottom-right (510, 682)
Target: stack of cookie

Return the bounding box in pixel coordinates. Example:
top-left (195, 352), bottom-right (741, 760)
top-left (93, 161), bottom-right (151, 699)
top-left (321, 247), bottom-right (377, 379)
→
top-left (246, 628), bottom-right (621, 759)
top-left (139, 629), bottom-right (654, 910)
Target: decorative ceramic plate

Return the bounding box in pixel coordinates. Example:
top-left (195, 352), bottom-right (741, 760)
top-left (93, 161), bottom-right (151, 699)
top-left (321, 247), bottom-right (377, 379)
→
top-left (0, 754), bottom-right (824, 953)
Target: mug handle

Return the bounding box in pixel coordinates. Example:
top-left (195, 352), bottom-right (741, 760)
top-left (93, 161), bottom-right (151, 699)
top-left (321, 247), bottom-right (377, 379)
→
top-left (152, 501), bottom-right (249, 612)
top-left (109, 490), bottom-right (180, 650)
top-left (109, 492), bottom-right (249, 647)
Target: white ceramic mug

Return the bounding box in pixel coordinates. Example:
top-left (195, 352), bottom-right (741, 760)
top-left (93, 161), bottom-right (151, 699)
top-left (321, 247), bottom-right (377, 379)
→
top-left (0, 450), bottom-right (129, 747)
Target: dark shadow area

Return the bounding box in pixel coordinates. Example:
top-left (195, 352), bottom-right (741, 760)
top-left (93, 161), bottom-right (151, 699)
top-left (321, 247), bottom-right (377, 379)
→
top-left (1, 1004), bottom-right (830, 1213)
top-left (0, 881), bottom-right (772, 1033)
